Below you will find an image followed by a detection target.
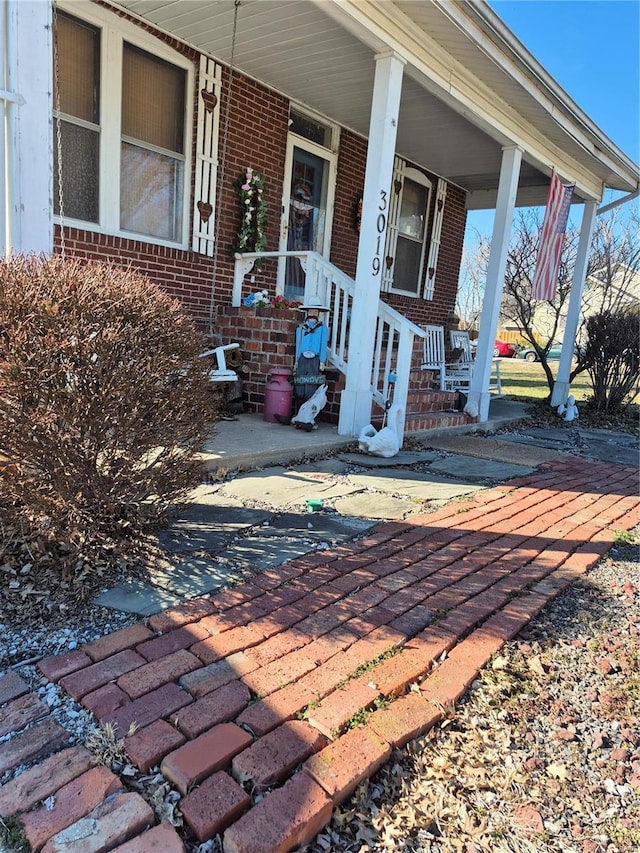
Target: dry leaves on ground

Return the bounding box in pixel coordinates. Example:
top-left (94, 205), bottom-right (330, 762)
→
top-left (306, 541), bottom-right (640, 853)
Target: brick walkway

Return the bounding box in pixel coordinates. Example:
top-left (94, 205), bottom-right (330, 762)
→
top-left (1, 458), bottom-right (638, 853)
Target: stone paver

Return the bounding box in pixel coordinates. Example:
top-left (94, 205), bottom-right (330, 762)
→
top-left (218, 466), bottom-right (361, 506)
top-left (333, 492), bottom-right (420, 519)
top-left (428, 455), bottom-right (534, 482)
top-left (1, 455), bottom-right (638, 853)
top-left (92, 580), bottom-right (184, 616)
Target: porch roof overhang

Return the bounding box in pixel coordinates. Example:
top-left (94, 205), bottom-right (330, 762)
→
top-left (114, 0), bottom-right (638, 210)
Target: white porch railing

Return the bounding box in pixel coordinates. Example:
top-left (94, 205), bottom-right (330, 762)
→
top-left (233, 251), bottom-right (426, 440)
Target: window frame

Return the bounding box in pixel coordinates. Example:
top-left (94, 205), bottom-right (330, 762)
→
top-left (55, 1), bottom-right (194, 249)
top-left (388, 166), bottom-right (432, 298)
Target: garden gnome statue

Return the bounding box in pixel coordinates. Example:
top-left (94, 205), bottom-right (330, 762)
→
top-left (276, 296), bottom-right (329, 430)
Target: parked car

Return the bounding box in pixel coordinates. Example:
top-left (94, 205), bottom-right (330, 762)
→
top-left (493, 340), bottom-right (517, 358)
top-left (517, 342), bottom-right (563, 362)
top-left (470, 340), bottom-right (517, 358)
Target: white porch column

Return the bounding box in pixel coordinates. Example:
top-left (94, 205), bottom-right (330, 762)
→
top-left (550, 200), bottom-right (597, 407)
top-left (338, 50), bottom-right (405, 437)
top-left (465, 145), bottom-right (522, 422)
top-left (3, 0), bottom-right (52, 256)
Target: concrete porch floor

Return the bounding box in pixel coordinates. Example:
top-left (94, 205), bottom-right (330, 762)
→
top-left (200, 396), bottom-right (530, 472)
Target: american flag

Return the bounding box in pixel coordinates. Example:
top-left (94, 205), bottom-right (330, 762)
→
top-left (531, 171), bottom-right (575, 301)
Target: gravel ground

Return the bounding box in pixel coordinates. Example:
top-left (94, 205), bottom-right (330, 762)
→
top-left (304, 540), bottom-right (640, 853)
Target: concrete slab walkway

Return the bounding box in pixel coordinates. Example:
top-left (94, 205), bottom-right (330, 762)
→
top-left (1, 455), bottom-right (638, 853)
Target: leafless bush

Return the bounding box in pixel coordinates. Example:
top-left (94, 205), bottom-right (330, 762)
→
top-left (580, 309), bottom-right (640, 413)
top-left (0, 255), bottom-right (216, 550)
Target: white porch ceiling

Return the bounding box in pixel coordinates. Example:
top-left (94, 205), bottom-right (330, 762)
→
top-left (115, 0), bottom-right (639, 209)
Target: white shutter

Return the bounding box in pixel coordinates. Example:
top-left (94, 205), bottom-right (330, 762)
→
top-left (192, 55), bottom-right (222, 256)
top-left (381, 156), bottom-right (405, 293)
top-left (423, 178), bottom-right (447, 301)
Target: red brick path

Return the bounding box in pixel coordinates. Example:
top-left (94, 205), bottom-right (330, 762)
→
top-left (1, 459), bottom-right (638, 852)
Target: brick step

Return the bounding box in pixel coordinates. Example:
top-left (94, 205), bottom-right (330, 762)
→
top-left (404, 388), bottom-right (458, 407)
top-left (404, 410), bottom-right (476, 431)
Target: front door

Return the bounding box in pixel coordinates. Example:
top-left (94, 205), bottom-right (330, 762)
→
top-left (278, 122), bottom-right (337, 302)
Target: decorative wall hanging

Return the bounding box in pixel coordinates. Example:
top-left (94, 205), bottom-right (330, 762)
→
top-left (354, 192), bottom-right (363, 232)
top-left (197, 201), bottom-right (213, 223)
top-left (192, 55), bottom-right (222, 257)
top-left (232, 167), bottom-right (267, 269)
top-left (200, 88), bottom-right (217, 113)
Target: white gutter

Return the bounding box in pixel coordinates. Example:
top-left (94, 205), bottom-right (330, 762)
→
top-left (597, 190), bottom-right (640, 217)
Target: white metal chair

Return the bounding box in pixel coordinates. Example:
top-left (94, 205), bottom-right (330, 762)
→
top-left (199, 342), bottom-right (241, 382)
top-left (449, 330), bottom-right (503, 397)
top-left (421, 325), bottom-right (472, 392)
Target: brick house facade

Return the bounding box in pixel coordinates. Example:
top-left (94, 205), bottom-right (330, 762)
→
top-left (52, 0), bottom-right (466, 418)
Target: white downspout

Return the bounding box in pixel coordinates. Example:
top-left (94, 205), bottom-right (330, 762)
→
top-left (465, 145), bottom-right (522, 422)
top-left (5, 0), bottom-right (53, 255)
top-left (338, 50), bottom-right (405, 437)
top-left (550, 200), bottom-right (597, 408)
top-left (1, 1), bottom-right (6, 255)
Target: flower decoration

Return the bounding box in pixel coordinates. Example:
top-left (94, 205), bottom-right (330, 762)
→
top-left (242, 289), bottom-right (270, 308)
top-left (242, 290), bottom-right (302, 311)
top-left (232, 167), bottom-right (267, 268)
top-left (270, 295), bottom-right (302, 310)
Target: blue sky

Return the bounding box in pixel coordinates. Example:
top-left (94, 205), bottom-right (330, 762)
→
top-left (467, 0), bottom-right (640, 236)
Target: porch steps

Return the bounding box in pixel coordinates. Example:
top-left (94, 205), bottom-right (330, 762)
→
top-left (371, 383), bottom-right (476, 433)
top-left (404, 409), bottom-right (475, 432)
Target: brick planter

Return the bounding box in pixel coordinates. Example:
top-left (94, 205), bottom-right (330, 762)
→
top-left (214, 307), bottom-right (341, 422)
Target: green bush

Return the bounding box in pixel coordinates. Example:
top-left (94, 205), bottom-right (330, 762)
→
top-left (0, 255), bottom-right (215, 548)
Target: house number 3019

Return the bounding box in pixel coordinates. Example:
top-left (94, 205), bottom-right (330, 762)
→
top-left (371, 190), bottom-right (388, 276)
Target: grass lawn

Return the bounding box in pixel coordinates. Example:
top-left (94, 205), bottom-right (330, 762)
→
top-left (497, 358), bottom-right (592, 402)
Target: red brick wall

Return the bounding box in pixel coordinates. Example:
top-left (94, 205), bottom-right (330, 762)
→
top-left (330, 130), bottom-right (367, 277)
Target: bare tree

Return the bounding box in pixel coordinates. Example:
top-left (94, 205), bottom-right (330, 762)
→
top-left (582, 206), bottom-right (640, 317)
top-left (460, 205), bottom-right (639, 398)
top-left (499, 209), bottom-right (585, 396)
top-left (456, 229), bottom-right (489, 334)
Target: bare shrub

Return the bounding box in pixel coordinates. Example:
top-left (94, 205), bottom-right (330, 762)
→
top-left (581, 309), bottom-right (640, 413)
top-left (0, 255), bottom-right (216, 548)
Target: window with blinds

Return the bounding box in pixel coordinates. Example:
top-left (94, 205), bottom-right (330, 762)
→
top-left (53, 12), bottom-right (100, 223)
top-left (120, 44), bottom-right (186, 241)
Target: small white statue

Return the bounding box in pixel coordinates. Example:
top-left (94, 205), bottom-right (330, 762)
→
top-left (564, 395), bottom-right (578, 422)
top-left (557, 401), bottom-right (566, 416)
top-left (291, 383), bottom-right (328, 431)
top-left (358, 403), bottom-right (404, 458)
top-left (464, 399), bottom-right (479, 418)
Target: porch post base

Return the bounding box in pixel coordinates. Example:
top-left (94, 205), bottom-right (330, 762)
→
top-left (337, 389), bottom-right (373, 437)
top-left (550, 380), bottom-right (570, 408)
top-left (464, 390), bottom-right (491, 423)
